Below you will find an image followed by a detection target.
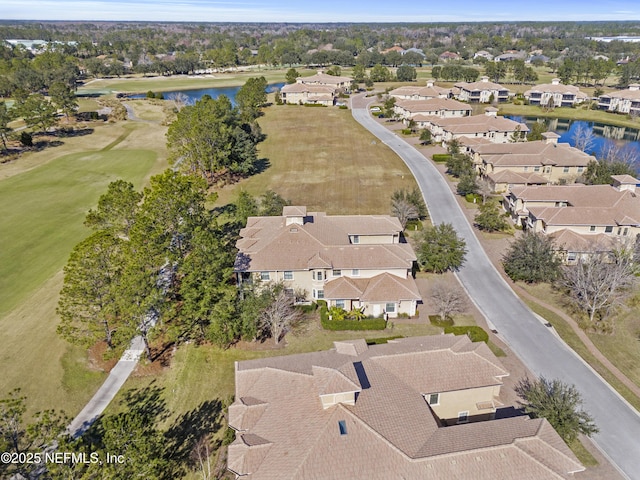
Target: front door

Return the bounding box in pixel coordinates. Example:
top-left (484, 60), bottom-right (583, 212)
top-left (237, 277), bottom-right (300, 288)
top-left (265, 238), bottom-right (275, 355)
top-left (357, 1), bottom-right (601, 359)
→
top-left (372, 304), bottom-right (381, 317)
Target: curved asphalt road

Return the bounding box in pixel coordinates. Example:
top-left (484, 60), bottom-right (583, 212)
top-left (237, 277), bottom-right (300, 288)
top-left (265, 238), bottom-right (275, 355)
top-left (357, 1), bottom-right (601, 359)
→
top-left (351, 94), bottom-right (640, 479)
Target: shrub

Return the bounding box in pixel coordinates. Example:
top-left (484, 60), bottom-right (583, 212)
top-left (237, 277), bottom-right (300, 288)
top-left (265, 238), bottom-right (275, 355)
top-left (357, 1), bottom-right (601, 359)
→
top-left (303, 103), bottom-right (327, 107)
top-left (443, 325), bottom-right (489, 343)
top-left (465, 193), bottom-right (482, 203)
top-left (146, 90), bottom-right (155, 98)
top-left (321, 317), bottom-right (387, 331)
top-left (338, 105), bottom-right (348, 109)
top-left (400, 128), bottom-right (412, 135)
top-left (432, 154), bottom-right (451, 163)
top-left (20, 132), bottom-right (33, 147)
top-left (429, 315), bottom-right (454, 327)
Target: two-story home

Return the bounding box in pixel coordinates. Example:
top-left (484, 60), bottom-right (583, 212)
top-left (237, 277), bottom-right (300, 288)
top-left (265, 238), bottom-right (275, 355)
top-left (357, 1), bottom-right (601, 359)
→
top-left (598, 84), bottom-right (640, 115)
top-left (393, 98), bottom-right (472, 122)
top-left (453, 76), bottom-right (511, 103)
top-left (470, 132), bottom-right (596, 190)
top-left (524, 78), bottom-right (588, 108)
top-left (421, 108), bottom-right (528, 144)
top-left (227, 335), bottom-right (584, 479)
top-left (389, 79), bottom-right (451, 100)
top-left (281, 71), bottom-right (353, 105)
top-left (234, 206), bottom-right (420, 318)
top-left (503, 177), bottom-right (640, 260)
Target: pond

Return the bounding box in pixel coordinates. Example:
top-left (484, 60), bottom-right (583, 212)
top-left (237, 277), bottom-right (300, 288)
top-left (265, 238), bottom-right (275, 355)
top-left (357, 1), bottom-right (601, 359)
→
top-left (505, 115), bottom-right (640, 173)
top-left (127, 82), bottom-right (285, 105)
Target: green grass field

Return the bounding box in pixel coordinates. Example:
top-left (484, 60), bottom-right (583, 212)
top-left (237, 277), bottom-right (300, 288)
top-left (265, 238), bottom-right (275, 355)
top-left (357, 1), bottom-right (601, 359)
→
top-left (215, 104), bottom-right (420, 213)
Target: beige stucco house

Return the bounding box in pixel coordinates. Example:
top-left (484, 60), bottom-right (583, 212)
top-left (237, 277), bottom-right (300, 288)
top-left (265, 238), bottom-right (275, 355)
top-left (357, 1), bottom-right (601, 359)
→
top-left (420, 108), bottom-right (528, 144)
top-left (228, 335), bottom-right (584, 479)
top-left (598, 84), bottom-right (640, 114)
top-left (503, 177), bottom-right (640, 259)
top-left (470, 132), bottom-right (596, 189)
top-left (393, 98), bottom-right (472, 122)
top-left (280, 71), bottom-right (353, 105)
top-left (524, 78), bottom-right (588, 108)
top-left (234, 206), bottom-right (420, 318)
top-left (453, 76), bottom-right (511, 103)
top-left (389, 79), bottom-right (451, 100)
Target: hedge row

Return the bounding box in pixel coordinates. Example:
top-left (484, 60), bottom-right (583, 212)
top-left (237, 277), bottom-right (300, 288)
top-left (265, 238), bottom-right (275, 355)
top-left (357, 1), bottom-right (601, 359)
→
top-left (432, 154), bottom-right (452, 163)
top-left (443, 325), bottom-right (489, 343)
top-left (321, 317), bottom-right (387, 331)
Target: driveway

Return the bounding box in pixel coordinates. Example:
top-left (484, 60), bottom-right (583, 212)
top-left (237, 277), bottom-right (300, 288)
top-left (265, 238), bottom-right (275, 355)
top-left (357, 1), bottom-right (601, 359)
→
top-left (351, 93), bottom-right (640, 480)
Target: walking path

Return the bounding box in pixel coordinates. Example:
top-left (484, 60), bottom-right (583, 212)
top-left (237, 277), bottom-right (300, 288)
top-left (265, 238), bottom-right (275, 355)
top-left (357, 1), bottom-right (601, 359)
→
top-left (351, 93), bottom-right (640, 480)
top-left (66, 336), bottom-right (144, 438)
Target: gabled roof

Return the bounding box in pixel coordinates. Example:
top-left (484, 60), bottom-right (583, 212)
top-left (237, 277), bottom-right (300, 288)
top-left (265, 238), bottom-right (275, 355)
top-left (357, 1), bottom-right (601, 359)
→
top-left (324, 273), bottom-right (421, 301)
top-left (487, 170), bottom-right (550, 186)
top-left (455, 78), bottom-right (510, 92)
top-left (234, 209), bottom-right (416, 272)
top-left (395, 98), bottom-right (472, 114)
top-left (476, 140), bottom-right (594, 168)
top-left (524, 81), bottom-right (588, 99)
top-left (229, 335), bottom-right (583, 479)
top-left (429, 114), bottom-right (529, 134)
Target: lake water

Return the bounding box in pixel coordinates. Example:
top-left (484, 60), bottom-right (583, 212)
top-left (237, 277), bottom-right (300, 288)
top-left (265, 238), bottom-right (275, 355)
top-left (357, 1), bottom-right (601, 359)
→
top-left (129, 82), bottom-right (285, 105)
top-left (506, 115), bottom-right (640, 173)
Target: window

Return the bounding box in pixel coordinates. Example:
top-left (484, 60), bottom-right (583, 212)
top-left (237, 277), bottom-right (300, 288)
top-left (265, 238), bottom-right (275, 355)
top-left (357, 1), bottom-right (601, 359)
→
top-left (457, 411), bottom-right (469, 424)
top-left (352, 235), bottom-right (360, 244)
top-left (385, 303), bottom-right (396, 313)
top-left (577, 166), bottom-right (584, 173)
top-left (315, 271), bottom-right (324, 281)
top-left (284, 288), bottom-right (294, 297)
top-left (317, 290), bottom-right (324, 299)
top-left (567, 252), bottom-right (577, 262)
top-left (284, 271), bottom-right (294, 280)
top-left (605, 226), bottom-right (613, 233)
top-left (563, 167), bottom-right (570, 173)
top-left (336, 299), bottom-right (345, 309)
top-left (618, 228), bottom-right (622, 236)
top-left (589, 226), bottom-right (596, 232)
top-left (338, 420), bottom-right (348, 435)
top-left (332, 269), bottom-right (342, 277)
top-left (260, 272), bottom-right (270, 281)
top-left (534, 166), bottom-right (540, 172)
top-left (352, 269), bottom-right (360, 277)
top-left (428, 393), bottom-right (440, 405)
top-left (624, 228), bottom-right (629, 236)
top-left (523, 166), bottom-right (529, 172)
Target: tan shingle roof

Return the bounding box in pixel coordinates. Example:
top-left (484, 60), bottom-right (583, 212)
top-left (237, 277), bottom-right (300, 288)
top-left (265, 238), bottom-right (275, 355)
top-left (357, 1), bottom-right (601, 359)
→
top-left (488, 170), bottom-right (550, 186)
top-left (524, 82), bottom-right (588, 99)
top-left (229, 335), bottom-right (583, 479)
top-left (549, 229), bottom-right (618, 253)
top-left (396, 98), bottom-right (472, 113)
top-left (389, 84), bottom-right (451, 98)
top-left (235, 210), bottom-right (416, 272)
top-left (281, 82), bottom-right (335, 95)
top-left (455, 79), bottom-right (509, 92)
top-left (474, 140), bottom-right (594, 167)
top-left (324, 273), bottom-right (421, 301)
top-left (431, 114), bottom-right (529, 134)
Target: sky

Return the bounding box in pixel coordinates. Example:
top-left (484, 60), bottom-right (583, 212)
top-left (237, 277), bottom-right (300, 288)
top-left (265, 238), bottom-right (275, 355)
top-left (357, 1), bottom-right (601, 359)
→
top-left (2, 0), bottom-right (640, 23)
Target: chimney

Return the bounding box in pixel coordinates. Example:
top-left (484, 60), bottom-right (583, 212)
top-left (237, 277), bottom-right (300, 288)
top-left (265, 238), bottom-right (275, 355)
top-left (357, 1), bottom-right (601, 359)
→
top-left (551, 78), bottom-right (561, 85)
top-left (541, 132), bottom-right (560, 144)
top-left (426, 78), bottom-right (434, 87)
top-left (481, 76), bottom-right (489, 82)
top-left (484, 107), bottom-right (498, 117)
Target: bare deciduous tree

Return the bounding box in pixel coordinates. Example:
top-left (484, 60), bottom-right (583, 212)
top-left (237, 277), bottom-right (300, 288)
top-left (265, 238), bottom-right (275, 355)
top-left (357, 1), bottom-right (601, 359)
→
top-left (259, 288), bottom-right (304, 344)
top-left (562, 248), bottom-right (637, 324)
top-left (391, 198), bottom-right (419, 229)
top-left (190, 434), bottom-right (214, 480)
top-left (598, 140), bottom-right (637, 166)
top-left (476, 177), bottom-right (493, 204)
top-left (430, 280), bottom-right (468, 321)
top-left (571, 123), bottom-right (596, 153)
top-left (168, 91), bottom-right (191, 111)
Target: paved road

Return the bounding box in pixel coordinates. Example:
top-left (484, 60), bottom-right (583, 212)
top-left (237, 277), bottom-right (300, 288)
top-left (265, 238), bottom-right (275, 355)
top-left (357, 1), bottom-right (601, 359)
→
top-left (351, 94), bottom-right (640, 480)
top-left (66, 336), bottom-right (144, 438)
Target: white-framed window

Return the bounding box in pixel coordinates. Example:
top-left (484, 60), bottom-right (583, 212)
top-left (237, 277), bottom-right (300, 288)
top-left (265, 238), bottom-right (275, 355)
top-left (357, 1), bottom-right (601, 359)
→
top-left (523, 166), bottom-right (529, 172)
top-left (623, 228), bottom-right (629, 236)
top-left (316, 289), bottom-right (324, 299)
top-left (284, 271), bottom-right (294, 280)
top-left (352, 269), bottom-right (360, 277)
top-left (577, 166), bottom-right (584, 173)
top-left (315, 271), bottom-right (324, 281)
top-left (352, 235), bottom-right (360, 244)
top-left (534, 166), bottom-right (540, 172)
top-left (563, 166), bottom-right (570, 173)
top-left (567, 252), bottom-right (577, 262)
top-left (284, 288), bottom-right (294, 297)
top-left (260, 271), bottom-right (270, 281)
top-left (335, 299), bottom-right (345, 309)
top-left (605, 226), bottom-right (613, 233)
top-left (427, 393), bottom-right (439, 405)
top-left (385, 303), bottom-right (396, 313)
top-left (589, 226), bottom-right (596, 232)
top-left (332, 269), bottom-right (341, 277)
top-left (457, 411), bottom-right (469, 424)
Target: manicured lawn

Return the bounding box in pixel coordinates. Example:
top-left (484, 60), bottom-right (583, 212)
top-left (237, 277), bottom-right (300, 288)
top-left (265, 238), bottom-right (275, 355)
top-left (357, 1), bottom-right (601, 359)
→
top-left (0, 112), bottom-right (169, 417)
top-left (497, 103), bottom-right (640, 130)
top-left (77, 69), bottom-right (290, 95)
top-left (214, 104), bottom-right (420, 214)
top-left (0, 149), bottom-right (157, 317)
